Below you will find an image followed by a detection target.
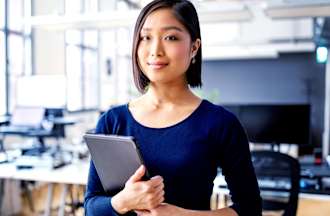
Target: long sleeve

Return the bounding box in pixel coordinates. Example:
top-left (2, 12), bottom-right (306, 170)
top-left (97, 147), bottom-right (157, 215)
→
top-left (84, 112), bottom-right (121, 216)
top-left (218, 113), bottom-right (262, 216)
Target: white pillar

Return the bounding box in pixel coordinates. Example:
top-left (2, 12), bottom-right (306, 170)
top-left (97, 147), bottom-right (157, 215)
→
top-left (323, 49), bottom-right (330, 159)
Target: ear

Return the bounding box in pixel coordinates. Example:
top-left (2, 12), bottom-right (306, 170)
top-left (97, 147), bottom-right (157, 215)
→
top-left (191, 38), bottom-right (201, 58)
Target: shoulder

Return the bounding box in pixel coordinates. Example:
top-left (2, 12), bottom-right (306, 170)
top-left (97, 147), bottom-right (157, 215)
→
top-left (201, 100), bottom-right (239, 127)
top-left (95, 104), bottom-right (128, 134)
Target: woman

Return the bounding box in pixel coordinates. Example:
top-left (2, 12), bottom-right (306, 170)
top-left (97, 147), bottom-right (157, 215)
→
top-left (84, 0), bottom-right (262, 215)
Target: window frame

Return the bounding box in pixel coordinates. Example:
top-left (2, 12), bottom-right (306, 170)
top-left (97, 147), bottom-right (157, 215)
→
top-left (1, 0), bottom-right (32, 115)
top-left (65, 0), bottom-right (100, 112)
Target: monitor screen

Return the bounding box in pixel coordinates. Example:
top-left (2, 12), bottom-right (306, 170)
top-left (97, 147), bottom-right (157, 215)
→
top-left (16, 75), bottom-right (66, 108)
top-left (10, 106), bottom-right (45, 128)
top-left (223, 104), bottom-right (311, 145)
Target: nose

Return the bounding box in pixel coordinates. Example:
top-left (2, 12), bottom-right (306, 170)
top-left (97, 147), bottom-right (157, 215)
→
top-left (150, 39), bottom-right (164, 57)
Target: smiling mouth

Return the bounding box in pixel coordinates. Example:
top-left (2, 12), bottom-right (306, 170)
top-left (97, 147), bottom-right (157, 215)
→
top-left (147, 62), bottom-right (169, 69)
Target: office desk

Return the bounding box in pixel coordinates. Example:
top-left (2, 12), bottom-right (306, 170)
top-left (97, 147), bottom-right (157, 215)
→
top-left (51, 117), bottom-right (77, 126)
top-left (301, 163), bottom-right (330, 178)
top-left (0, 159), bottom-right (88, 216)
top-left (0, 116), bottom-right (77, 151)
top-left (0, 127), bottom-right (53, 152)
top-left (214, 162), bottom-right (330, 210)
top-left (0, 116), bottom-right (77, 136)
top-left (0, 128), bottom-right (52, 136)
top-left (300, 163), bottom-right (330, 195)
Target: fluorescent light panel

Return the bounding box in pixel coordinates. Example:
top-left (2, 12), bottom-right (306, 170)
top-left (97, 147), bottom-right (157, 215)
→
top-left (265, 4), bottom-right (330, 19)
top-left (199, 8), bottom-right (253, 23)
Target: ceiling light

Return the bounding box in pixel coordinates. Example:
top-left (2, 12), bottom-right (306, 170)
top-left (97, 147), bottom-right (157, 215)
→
top-left (265, 3), bottom-right (330, 19)
top-left (199, 6), bottom-right (253, 23)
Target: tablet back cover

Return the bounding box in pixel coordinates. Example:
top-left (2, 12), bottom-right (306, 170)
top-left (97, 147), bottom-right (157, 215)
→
top-left (84, 134), bottom-right (143, 193)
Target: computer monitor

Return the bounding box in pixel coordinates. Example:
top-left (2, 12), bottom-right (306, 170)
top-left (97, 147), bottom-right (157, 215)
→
top-left (10, 106), bottom-right (45, 129)
top-left (16, 75), bottom-right (66, 108)
top-left (223, 104), bottom-right (311, 145)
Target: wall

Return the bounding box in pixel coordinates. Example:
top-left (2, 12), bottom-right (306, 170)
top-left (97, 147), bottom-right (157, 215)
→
top-left (201, 52), bottom-right (326, 148)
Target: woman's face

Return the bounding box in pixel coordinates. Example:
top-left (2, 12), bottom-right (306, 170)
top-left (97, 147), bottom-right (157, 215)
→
top-left (137, 8), bottom-right (199, 86)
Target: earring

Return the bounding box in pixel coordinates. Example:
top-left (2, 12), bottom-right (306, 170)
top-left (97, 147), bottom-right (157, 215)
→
top-left (192, 57), bottom-right (196, 64)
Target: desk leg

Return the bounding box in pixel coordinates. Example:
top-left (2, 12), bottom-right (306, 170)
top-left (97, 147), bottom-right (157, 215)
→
top-left (0, 134), bottom-right (4, 151)
top-left (58, 184), bottom-right (69, 216)
top-left (44, 183), bottom-right (54, 216)
top-left (0, 179), bottom-right (4, 214)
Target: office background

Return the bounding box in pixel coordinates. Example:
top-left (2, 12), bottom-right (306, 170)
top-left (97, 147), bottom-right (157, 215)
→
top-left (1, 0), bottom-right (330, 215)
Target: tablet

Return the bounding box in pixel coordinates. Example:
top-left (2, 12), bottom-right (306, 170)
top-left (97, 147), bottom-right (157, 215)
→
top-left (84, 134), bottom-right (150, 193)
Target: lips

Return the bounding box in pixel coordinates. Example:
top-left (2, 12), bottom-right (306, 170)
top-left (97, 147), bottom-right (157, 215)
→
top-left (147, 62), bottom-right (168, 69)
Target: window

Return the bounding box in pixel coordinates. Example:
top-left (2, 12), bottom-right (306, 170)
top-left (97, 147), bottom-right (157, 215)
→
top-left (83, 49), bottom-right (99, 109)
top-left (65, 0), bottom-right (99, 111)
top-left (65, 0), bottom-right (82, 14)
top-left (66, 45), bottom-right (83, 111)
top-left (0, 0), bottom-right (4, 29)
top-left (8, 0), bottom-right (24, 32)
top-left (0, 33), bottom-right (5, 115)
top-left (1, 0), bottom-right (32, 114)
top-left (8, 34), bottom-right (25, 110)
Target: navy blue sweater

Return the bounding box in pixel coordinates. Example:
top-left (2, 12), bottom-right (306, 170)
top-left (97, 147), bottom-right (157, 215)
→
top-left (84, 100), bottom-right (262, 215)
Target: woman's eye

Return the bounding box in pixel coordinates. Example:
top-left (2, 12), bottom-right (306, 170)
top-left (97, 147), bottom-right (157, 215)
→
top-left (165, 35), bottom-right (178, 41)
top-left (140, 36), bottom-right (150, 41)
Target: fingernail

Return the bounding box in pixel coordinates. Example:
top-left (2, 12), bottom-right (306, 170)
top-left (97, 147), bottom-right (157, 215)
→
top-left (151, 175), bottom-right (162, 180)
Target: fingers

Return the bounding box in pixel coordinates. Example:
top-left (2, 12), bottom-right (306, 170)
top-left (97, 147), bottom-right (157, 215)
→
top-left (135, 210), bottom-right (150, 216)
top-left (143, 182), bottom-right (165, 209)
top-left (140, 176), bottom-right (164, 195)
top-left (153, 189), bottom-right (165, 205)
top-left (128, 165), bottom-right (146, 183)
top-left (148, 175), bottom-right (163, 187)
top-left (123, 173), bottom-right (165, 211)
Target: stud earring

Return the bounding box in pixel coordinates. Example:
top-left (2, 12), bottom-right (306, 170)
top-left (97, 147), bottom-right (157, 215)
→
top-left (192, 57), bottom-right (196, 64)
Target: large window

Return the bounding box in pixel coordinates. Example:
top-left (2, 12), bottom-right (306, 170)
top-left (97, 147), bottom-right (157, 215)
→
top-left (0, 0), bottom-right (6, 115)
top-left (0, 0), bottom-right (32, 115)
top-left (65, 0), bottom-right (99, 111)
top-left (0, 32), bottom-right (5, 115)
top-left (0, 0), bottom-right (4, 29)
top-left (7, 0), bottom-right (32, 112)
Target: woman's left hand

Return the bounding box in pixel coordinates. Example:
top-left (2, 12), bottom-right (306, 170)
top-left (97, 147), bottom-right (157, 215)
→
top-left (135, 203), bottom-right (187, 216)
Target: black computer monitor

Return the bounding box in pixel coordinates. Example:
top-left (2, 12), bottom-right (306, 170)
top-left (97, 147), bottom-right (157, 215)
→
top-left (223, 104), bottom-right (311, 145)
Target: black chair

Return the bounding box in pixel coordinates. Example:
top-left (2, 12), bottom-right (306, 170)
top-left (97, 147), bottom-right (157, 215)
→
top-left (251, 150), bottom-right (300, 216)
top-left (45, 108), bottom-right (66, 138)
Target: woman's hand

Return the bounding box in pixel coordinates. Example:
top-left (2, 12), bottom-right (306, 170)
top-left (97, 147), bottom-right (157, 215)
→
top-left (135, 203), bottom-right (238, 216)
top-left (111, 165), bottom-right (165, 214)
top-left (135, 203), bottom-right (187, 216)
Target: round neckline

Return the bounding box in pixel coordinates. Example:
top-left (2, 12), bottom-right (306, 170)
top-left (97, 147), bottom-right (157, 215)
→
top-left (126, 99), bottom-right (205, 130)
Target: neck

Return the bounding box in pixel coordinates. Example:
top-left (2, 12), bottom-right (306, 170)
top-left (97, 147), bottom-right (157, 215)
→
top-left (145, 83), bottom-right (196, 107)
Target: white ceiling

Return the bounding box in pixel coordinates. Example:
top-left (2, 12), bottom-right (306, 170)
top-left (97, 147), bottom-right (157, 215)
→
top-left (26, 0), bottom-right (330, 59)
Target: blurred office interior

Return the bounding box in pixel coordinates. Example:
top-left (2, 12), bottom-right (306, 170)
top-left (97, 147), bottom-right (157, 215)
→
top-left (0, 0), bottom-right (330, 215)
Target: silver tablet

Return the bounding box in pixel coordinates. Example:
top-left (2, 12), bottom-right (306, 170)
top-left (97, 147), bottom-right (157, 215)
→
top-left (84, 134), bottom-right (149, 193)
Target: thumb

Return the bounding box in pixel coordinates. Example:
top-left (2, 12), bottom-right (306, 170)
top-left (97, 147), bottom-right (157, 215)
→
top-left (128, 165), bottom-right (145, 183)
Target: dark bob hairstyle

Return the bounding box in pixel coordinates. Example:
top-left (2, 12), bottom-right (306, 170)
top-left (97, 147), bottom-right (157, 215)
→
top-left (132, 0), bottom-right (202, 93)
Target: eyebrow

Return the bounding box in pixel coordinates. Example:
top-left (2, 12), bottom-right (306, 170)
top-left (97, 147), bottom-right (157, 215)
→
top-left (141, 26), bottom-right (184, 32)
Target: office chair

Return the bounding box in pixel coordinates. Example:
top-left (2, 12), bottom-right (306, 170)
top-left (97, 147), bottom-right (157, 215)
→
top-left (251, 150), bottom-right (300, 216)
top-left (45, 108), bottom-right (66, 138)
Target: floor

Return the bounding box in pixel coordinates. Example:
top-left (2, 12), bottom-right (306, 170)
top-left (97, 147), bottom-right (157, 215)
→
top-left (19, 183), bottom-right (84, 216)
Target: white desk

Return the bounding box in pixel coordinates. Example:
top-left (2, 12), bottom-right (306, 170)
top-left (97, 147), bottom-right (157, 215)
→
top-left (0, 159), bottom-right (89, 216)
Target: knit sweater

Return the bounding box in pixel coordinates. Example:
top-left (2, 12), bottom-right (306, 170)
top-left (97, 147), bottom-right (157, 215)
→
top-left (84, 100), bottom-right (262, 216)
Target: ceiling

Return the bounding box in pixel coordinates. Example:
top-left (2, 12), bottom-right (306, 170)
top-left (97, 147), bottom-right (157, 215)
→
top-left (24, 0), bottom-right (329, 59)
top-left (26, 0), bottom-right (330, 30)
